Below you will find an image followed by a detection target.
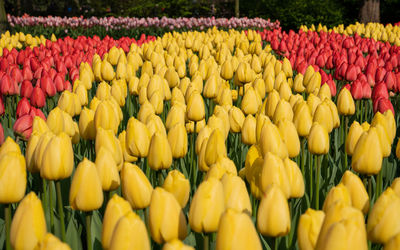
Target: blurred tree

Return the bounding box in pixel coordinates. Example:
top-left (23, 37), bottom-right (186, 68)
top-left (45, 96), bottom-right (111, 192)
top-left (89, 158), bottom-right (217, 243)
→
top-left (360, 0), bottom-right (380, 23)
top-left (0, 0), bottom-right (6, 32)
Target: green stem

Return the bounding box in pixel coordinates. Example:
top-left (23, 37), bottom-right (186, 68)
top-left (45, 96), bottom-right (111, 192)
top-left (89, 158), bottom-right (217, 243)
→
top-left (5, 203), bottom-right (11, 250)
top-left (86, 212), bottom-right (93, 250)
top-left (56, 181), bottom-right (66, 241)
top-left (377, 169), bottom-right (383, 200)
top-left (315, 155), bottom-right (322, 210)
top-left (360, 100), bottom-right (364, 123)
top-left (42, 178), bottom-right (48, 220)
top-left (300, 137), bottom-right (306, 176)
top-left (368, 177), bottom-right (373, 207)
top-left (49, 181), bottom-right (54, 233)
top-left (309, 153), bottom-right (313, 206)
top-left (191, 122), bottom-right (197, 185)
top-left (158, 171), bottom-right (164, 186)
top-left (203, 233), bottom-right (209, 250)
top-left (275, 237), bottom-right (279, 250)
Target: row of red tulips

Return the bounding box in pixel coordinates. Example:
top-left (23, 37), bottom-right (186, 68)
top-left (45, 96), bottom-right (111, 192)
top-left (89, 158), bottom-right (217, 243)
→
top-left (0, 33), bottom-right (156, 143)
top-left (258, 28), bottom-right (398, 115)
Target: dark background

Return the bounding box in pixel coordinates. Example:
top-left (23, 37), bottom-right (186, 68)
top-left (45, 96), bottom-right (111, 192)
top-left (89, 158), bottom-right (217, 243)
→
top-left (4, 0), bottom-right (400, 31)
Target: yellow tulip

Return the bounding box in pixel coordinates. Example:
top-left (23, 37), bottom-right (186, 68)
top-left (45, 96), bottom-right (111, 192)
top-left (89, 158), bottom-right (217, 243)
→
top-left (205, 129), bottom-right (227, 167)
top-left (216, 209), bottom-right (262, 250)
top-left (228, 106), bottom-right (245, 133)
top-left (313, 102), bottom-right (334, 133)
top-left (162, 239), bottom-right (194, 250)
top-left (241, 86), bottom-right (260, 115)
top-left (308, 122), bottom-right (329, 155)
top-left (109, 211), bottom-right (150, 250)
top-left (162, 170), bottom-right (190, 208)
top-left (221, 174), bottom-right (252, 213)
top-left (384, 232), bottom-right (400, 250)
top-left (322, 183), bottom-right (352, 212)
top-left (69, 158), bottom-right (104, 211)
top-left (149, 187), bottom-right (187, 244)
top-left (277, 119), bottom-right (300, 158)
top-left (367, 187), bottom-right (400, 244)
top-left (265, 90), bottom-right (280, 118)
top-left (293, 101), bottom-right (313, 137)
top-left (148, 132), bottom-right (173, 170)
top-left (273, 99), bottom-right (293, 124)
top-left (337, 87), bottom-right (355, 115)
top-left (79, 107), bottom-right (96, 140)
top-left (40, 132), bottom-right (74, 180)
top-left (10, 192), bottom-right (47, 250)
top-left (351, 128), bottom-right (383, 175)
top-left (257, 184), bottom-right (291, 237)
top-left (340, 170), bottom-right (369, 214)
top-left (241, 114), bottom-right (257, 145)
top-left (0, 151), bottom-right (26, 203)
top-left (168, 123), bottom-right (188, 159)
top-left (34, 233), bottom-right (71, 250)
top-left (94, 100), bottom-right (119, 134)
top-left (95, 147), bottom-right (120, 191)
top-left (95, 127), bottom-right (123, 168)
top-left (189, 177), bottom-right (225, 233)
top-left (346, 121), bottom-right (364, 156)
top-left (298, 208), bottom-right (325, 250)
top-left (121, 162), bottom-right (153, 209)
top-left (186, 91), bottom-right (205, 122)
top-left (101, 194), bottom-right (132, 249)
top-left (101, 59), bottom-right (116, 81)
top-left (258, 121), bottom-right (288, 159)
top-left (126, 117), bottom-right (151, 158)
top-left (283, 158), bottom-right (305, 198)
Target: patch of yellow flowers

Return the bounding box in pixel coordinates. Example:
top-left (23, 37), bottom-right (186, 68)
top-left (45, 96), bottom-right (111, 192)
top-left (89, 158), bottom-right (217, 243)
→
top-left (0, 31), bottom-right (57, 53)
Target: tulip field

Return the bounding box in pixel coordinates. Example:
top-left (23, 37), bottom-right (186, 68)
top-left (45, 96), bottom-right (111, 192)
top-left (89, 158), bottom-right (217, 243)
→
top-left (2, 16), bottom-right (400, 250)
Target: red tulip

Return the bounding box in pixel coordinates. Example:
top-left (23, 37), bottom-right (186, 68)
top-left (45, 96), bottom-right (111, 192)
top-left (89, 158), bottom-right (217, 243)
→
top-left (384, 71), bottom-right (397, 91)
top-left (20, 80), bottom-right (33, 98)
top-left (361, 80), bottom-right (372, 99)
top-left (16, 97), bottom-right (31, 118)
top-left (372, 82), bottom-right (389, 101)
top-left (40, 75), bottom-right (56, 97)
top-left (22, 67), bottom-right (33, 81)
top-left (374, 97), bottom-right (395, 115)
top-left (345, 64), bottom-right (358, 81)
top-left (351, 80), bottom-right (363, 100)
top-left (0, 74), bottom-right (17, 96)
top-left (11, 67), bottom-right (23, 84)
top-left (375, 67), bottom-right (386, 83)
top-left (29, 107), bottom-right (46, 121)
top-left (326, 79), bottom-right (337, 96)
top-left (64, 80), bottom-right (72, 92)
top-left (30, 86), bottom-right (46, 108)
top-left (13, 114), bottom-right (33, 140)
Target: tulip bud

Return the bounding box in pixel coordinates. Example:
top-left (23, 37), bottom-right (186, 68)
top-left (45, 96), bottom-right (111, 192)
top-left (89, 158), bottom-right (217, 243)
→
top-left (40, 132), bottom-right (74, 180)
top-left (168, 123), bottom-right (188, 159)
top-left (35, 233), bottom-right (71, 250)
top-left (257, 184), bottom-right (291, 237)
top-left (0, 151), bottom-right (26, 203)
top-left (241, 86), bottom-right (261, 115)
top-left (259, 121), bottom-right (288, 159)
top-left (121, 162), bottom-right (153, 209)
top-left (221, 174), bottom-right (252, 213)
top-left (352, 128), bottom-right (383, 175)
top-left (283, 158), bottom-right (305, 198)
top-left (315, 206), bottom-right (367, 250)
top-left (298, 208), bottom-right (325, 250)
top-left (10, 192), bottom-right (47, 250)
top-left (101, 60), bottom-right (115, 81)
top-left (367, 187), bottom-right (400, 243)
top-left (293, 101), bottom-right (313, 137)
top-left (337, 87), bottom-right (355, 115)
top-left (149, 187), bottom-right (187, 244)
top-left (163, 239), bottom-right (194, 250)
top-left (273, 99), bottom-right (293, 124)
top-left (95, 147), bottom-right (120, 191)
top-left (205, 129), bottom-right (227, 166)
top-left (148, 132), bottom-right (172, 170)
top-left (340, 170), bottom-right (369, 214)
top-left (189, 177), bottom-right (225, 233)
top-left (216, 209), bottom-right (262, 250)
top-left (94, 100), bottom-right (119, 134)
top-left (308, 123), bottom-right (329, 155)
top-left (109, 211), bottom-right (150, 250)
top-left (186, 91), bottom-right (205, 122)
top-left (313, 102), bottom-right (334, 133)
top-left (79, 107), bottom-right (96, 140)
top-left (322, 183), bottom-right (352, 212)
top-left (241, 114), bottom-right (257, 145)
top-left (69, 158), bottom-right (103, 211)
top-left (265, 90), bottom-right (280, 118)
top-left (162, 170), bottom-right (190, 208)
top-left (95, 127), bottom-right (123, 168)
top-left (346, 121), bottom-right (364, 156)
top-left (228, 106), bottom-right (245, 133)
top-left (0, 136), bottom-right (21, 158)
top-left (278, 119), bottom-right (300, 158)
top-left (101, 194), bottom-right (132, 249)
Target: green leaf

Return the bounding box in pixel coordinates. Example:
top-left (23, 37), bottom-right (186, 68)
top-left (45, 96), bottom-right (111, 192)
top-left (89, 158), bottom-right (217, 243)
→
top-left (66, 214), bottom-right (83, 250)
top-left (91, 211), bottom-right (103, 250)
